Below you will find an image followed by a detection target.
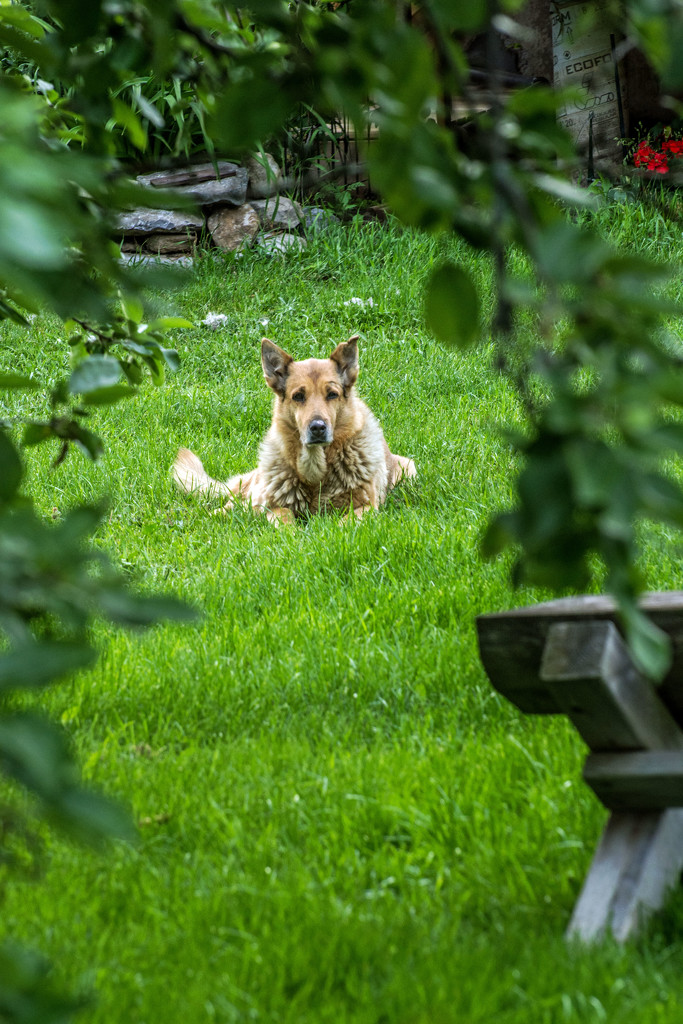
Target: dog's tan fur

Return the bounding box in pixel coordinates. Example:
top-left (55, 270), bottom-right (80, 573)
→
top-left (172, 336), bottom-right (416, 523)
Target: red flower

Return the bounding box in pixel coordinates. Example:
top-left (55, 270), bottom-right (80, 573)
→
top-left (634, 141), bottom-right (657, 165)
top-left (633, 138), bottom-right (670, 173)
top-left (632, 132), bottom-right (683, 174)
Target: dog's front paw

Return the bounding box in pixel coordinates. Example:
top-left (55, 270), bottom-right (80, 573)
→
top-left (266, 506), bottom-right (295, 526)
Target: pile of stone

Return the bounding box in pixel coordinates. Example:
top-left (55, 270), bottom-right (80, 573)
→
top-left (115, 154), bottom-right (336, 265)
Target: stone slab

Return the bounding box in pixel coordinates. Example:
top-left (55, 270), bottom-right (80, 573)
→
top-left (143, 233), bottom-right (197, 254)
top-left (115, 208), bottom-right (203, 235)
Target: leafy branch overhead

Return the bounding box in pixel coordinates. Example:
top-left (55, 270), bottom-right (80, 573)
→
top-left (3, 0), bottom-right (683, 1017)
top-left (0, 425), bottom-right (194, 839)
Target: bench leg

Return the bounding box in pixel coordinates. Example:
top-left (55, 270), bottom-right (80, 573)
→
top-left (567, 808), bottom-right (683, 942)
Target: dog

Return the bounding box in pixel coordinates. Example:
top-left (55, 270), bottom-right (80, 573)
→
top-left (172, 335), bottom-right (416, 523)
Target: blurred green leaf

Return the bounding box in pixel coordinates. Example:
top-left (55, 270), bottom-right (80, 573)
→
top-left (431, 0), bottom-right (488, 32)
top-left (52, 787), bottom-right (137, 845)
top-left (22, 423), bottom-right (53, 447)
top-left (110, 97), bottom-right (147, 152)
top-left (0, 643), bottom-right (96, 692)
top-left (0, 373), bottom-right (39, 390)
top-left (68, 356), bottom-right (122, 395)
top-left (51, 0), bottom-right (103, 44)
top-left (0, 941), bottom-right (86, 1023)
top-left (532, 220), bottom-right (610, 284)
top-left (160, 347), bottom-right (180, 371)
top-left (70, 424), bottom-right (104, 460)
top-left (120, 360), bottom-right (144, 385)
top-left (0, 299), bottom-right (29, 325)
top-left (211, 76), bottom-right (294, 151)
top-left (120, 295), bottom-right (144, 324)
top-left (0, 5), bottom-right (47, 39)
top-left (80, 384), bottom-right (136, 406)
top-left (619, 599), bottom-right (672, 681)
top-left (0, 432), bottom-right (22, 503)
top-left (565, 439), bottom-right (622, 508)
top-left (99, 590), bottom-right (198, 627)
top-left (425, 263), bottom-right (480, 349)
top-left (533, 172), bottom-right (598, 209)
top-left (0, 714), bottom-right (76, 801)
top-left (636, 471), bottom-right (683, 528)
top-left (147, 317), bottom-right (193, 331)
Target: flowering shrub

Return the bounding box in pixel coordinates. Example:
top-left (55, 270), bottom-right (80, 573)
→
top-left (633, 135), bottom-right (683, 174)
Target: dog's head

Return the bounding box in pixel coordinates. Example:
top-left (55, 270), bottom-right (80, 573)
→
top-left (261, 336), bottom-right (359, 447)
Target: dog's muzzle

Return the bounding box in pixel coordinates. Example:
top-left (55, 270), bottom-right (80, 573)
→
top-left (305, 418), bottom-right (332, 446)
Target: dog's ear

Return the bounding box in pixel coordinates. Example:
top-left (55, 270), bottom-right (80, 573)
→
top-left (261, 338), bottom-right (293, 397)
top-left (330, 335), bottom-right (359, 389)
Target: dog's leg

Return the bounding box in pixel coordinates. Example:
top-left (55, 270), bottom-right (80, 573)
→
top-left (350, 504), bottom-right (373, 519)
top-left (398, 456), bottom-right (417, 479)
top-left (213, 498), bottom-right (294, 525)
top-left (266, 506), bottom-right (295, 526)
top-left (344, 485), bottom-right (380, 520)
top-left (388, 454), bottom-right (417, 489)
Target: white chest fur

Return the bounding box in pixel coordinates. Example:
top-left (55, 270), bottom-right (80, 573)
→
top-left (297, 444), bottom-right (328, 484)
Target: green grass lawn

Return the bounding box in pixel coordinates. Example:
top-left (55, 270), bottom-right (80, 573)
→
top-left (3, 209), bottom-right (683, 1023)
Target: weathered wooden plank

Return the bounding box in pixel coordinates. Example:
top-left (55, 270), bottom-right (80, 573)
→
top-left (540, 621), bottom-right (683, 753)
top-left (476, 592), bottom-right (683, 723)
top-left (567, 809), bottom-right (683, 942)
top-left (584, 750), bottom-right (683, 810)
top-left (148, 162), bottom-right (238, 187)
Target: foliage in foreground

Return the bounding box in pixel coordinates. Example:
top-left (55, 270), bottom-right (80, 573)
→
top-left (4, 0), bottom-right (683, 1018)
top-left (4, 223), bottom-right (683, 1022)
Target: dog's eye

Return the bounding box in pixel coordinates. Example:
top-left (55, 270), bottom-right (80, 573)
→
top-left (326, 391), bottom-right (340, 401)
top-left (292, 391), bottom-right (306, 403)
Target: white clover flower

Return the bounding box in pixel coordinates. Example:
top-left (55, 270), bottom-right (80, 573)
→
top-left (343, 297), bottom-right (375, 308)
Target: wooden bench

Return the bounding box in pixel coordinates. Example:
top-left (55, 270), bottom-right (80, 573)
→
top-left (476, 592), bottom-right (683, 942)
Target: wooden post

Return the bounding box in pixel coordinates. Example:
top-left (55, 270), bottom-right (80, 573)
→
top-left (566, 809), bottom-right (683, 942)
top-left (539, 619), bottom-right (683, 942)
top-left (476, 593), bottom-right (683, 943)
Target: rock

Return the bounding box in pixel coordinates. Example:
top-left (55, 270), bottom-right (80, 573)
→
top-left (246, 153), bottom-right (283, 198)
top-left (207, 204), bottom-right (260, 251)
top-left (143, 233), bottom-right (197, 254)
top-left (302, 206), bottom-right (341, 233)
top-left (119, 253), bottom-right (195, 269)
top-left (115, 208), bottom-right (203, 234)
top-left (138, 162), bottom-right (248, 207)
top-left (256, 232), bottom-right (308, 254)
top-left (250, 196), bottom-right (303, 231)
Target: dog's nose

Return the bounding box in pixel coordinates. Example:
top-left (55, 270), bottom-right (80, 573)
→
top-left (307, 419), bottom-right (329, 443)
